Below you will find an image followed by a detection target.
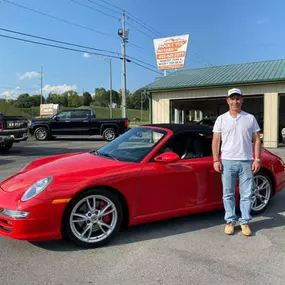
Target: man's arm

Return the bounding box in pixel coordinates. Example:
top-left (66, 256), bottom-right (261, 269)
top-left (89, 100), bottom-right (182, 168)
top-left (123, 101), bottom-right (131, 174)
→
top-left (252, 132), bottom-right (261, 160)
top-left (212, 132), bottom-right (221, 161)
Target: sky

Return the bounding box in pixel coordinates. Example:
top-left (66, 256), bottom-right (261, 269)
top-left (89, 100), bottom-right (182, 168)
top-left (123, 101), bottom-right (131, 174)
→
top-left (0, 0), bottom-right (285, 100)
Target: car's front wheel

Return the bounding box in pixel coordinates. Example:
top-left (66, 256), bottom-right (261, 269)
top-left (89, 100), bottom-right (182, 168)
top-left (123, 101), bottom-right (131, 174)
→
top-left (34, 127), bottom-right (48, 141)
top-left (251, 171), bottom-right (273, 215)
top-left (63, 189), bottom-right (123, 248)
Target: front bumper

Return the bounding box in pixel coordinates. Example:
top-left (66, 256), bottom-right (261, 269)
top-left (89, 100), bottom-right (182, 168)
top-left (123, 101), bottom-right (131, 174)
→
top-left (0, 188), bottom-right (66, 241)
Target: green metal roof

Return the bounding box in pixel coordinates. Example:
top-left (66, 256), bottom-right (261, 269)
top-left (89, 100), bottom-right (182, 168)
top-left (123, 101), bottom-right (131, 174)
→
top-left (142, 59), bottom-right (285, 92)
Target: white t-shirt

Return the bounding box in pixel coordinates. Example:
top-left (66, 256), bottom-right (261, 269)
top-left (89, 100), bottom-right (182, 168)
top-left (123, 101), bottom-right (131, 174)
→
top-left (213, 111), bottom-right (260, 160)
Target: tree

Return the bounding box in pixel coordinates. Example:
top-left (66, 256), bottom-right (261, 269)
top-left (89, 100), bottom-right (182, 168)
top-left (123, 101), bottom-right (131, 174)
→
top-left (15, 93), bottom-right (33, 108)
top-left (132, 90), bottom-right (149, 110)
top-left (30, 94), bottom-right (45, 106)
top-left (64, 90), bottom-right (82, 107)
top-left (93, 88), bottom-right (108, 107)
top-left (104, 90), bottom-right (120, 107)
top-left (83, 91), bottom-right (92, 106)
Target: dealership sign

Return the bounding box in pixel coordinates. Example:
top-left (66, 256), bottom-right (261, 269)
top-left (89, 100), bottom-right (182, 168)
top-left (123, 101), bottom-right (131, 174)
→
top-left (153, 34), bottom-right (190, 70)
top-left (40, 104), bottom-right (59, 116)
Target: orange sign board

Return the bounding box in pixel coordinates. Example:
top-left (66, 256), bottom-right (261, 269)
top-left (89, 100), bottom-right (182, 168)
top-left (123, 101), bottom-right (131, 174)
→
top-left (40, 104), bottom-right (54, 116)
top-left (154, 34), bottom-right (190, 70)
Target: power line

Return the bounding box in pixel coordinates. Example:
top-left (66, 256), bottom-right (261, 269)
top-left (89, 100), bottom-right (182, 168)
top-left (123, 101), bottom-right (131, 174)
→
top-left (129, 60), bottom-right (162, 75)
top-left (70, 0), bottom-right (120, 20)
top-left (0, 33), bottom-right (162, 75)
top-left (96, 0), bottom-right (161, 37)
top-left (127, 22), bottom-right (154, 39)
top-left (126, 13), bottom-right (162, 38)
top-left (96, 0), bottom-right (122, 12)
top-left (0, 33), bottom-right (121, 59)
top-left (0, 27), bottom-right (157, 69)
top-left (3, 0), bottom-right (117, 40)
top-left (86, 0), bottom-right (121, 15)
top-left (0, 27), bottom-right (121, 56)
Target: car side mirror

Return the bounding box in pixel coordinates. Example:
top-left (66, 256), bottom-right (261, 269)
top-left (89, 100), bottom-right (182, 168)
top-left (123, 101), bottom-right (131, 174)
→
top-left (52, 115), bottom-right (58, 120)
top-left (154, 152), bottom-right (180, 163)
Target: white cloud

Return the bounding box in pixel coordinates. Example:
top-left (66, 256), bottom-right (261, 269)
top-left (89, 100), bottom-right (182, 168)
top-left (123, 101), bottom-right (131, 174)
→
top-left (0, 89), bottom-right (20, 100)
top-left (41, 84), bottom-right (77, 94)
top-left (83, 52), bottom-right (91, 58)
top-left (257, 18), bottom-right (269, 24)
top-left (17, 71), bottom-right (40, 80)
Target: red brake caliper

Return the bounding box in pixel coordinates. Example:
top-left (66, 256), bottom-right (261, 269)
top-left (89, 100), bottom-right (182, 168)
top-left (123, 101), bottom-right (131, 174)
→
top-left (99, 201), bottom-right (111, 224)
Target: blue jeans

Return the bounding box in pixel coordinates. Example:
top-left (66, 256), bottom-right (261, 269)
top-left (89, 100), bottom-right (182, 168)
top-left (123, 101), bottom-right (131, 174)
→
top-left (221, 160), bottom-right (254, 225)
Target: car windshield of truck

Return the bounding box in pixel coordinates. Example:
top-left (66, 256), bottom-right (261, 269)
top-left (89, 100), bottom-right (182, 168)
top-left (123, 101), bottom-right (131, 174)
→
top-left (93, 127), bottom-right (167, 163)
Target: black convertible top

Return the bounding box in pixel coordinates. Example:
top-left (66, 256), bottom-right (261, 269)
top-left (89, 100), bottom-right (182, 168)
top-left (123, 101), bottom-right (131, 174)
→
top-left (142, 123), bottom-right (213, 134)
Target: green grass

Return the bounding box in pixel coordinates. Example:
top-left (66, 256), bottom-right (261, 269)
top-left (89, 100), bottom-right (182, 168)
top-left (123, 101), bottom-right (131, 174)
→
top-left (0, 102), bottom-right (150, 122)
top-left (0, 102), bottom-right (32, 118)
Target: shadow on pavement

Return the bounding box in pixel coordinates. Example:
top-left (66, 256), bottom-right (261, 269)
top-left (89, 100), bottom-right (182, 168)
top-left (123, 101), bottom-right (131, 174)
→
top-left (29, 191), bottom-right (285, 252)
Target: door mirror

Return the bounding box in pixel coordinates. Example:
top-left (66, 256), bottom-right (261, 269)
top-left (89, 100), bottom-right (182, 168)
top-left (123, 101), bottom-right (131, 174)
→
top-left (52, 115), bottom-right (58, 120)
top-left (154, 152), bottom-right (180, 163)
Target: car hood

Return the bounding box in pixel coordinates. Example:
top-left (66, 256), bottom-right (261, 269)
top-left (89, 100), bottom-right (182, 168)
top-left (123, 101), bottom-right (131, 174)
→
top-left (0, 152), bottom-right (129, 193)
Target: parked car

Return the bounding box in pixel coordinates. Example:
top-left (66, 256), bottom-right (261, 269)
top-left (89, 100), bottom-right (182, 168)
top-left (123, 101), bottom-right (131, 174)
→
top-left (0, 124), bottom-right (284, 248)
top-left (0, 112), bottom-right (28, 151)
top-left (29, 109), bottom-right (129, 141)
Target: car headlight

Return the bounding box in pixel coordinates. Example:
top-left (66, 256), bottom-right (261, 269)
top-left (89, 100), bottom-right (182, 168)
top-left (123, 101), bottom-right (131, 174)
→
top-left (21, 177), bottom-right (53, 202)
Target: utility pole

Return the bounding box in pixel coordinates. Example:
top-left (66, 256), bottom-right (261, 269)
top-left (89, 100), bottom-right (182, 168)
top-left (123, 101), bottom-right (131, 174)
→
top-left (40, 66), bottom-right (43, 105)
top-left (109, 58), bottom-right (113, 118)
top-left (118, 11), bottom-right (128, 118)
top-left (103, 57), bottom-right (113, 118)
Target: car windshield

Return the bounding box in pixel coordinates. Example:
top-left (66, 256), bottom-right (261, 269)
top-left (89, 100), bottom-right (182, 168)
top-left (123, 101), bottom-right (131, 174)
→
top-left (93, 127), bottom-right (167, 163)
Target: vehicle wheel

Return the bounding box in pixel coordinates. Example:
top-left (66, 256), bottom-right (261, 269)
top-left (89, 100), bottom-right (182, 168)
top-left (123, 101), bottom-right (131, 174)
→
top-left (63, 188), bottom-right (123, 248)
top-left (251, 171), bottom-right (273, 215)
top-left (102, 128), bottom-right (117, 141)
top-left (34, 127), bottom-right (48, 141)
top-left (0, 142), bottom-right (13, 152)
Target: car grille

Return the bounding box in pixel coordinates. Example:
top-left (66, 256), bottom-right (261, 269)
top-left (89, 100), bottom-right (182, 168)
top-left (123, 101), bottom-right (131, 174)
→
top-left (0, 217), bottom-right (13, 233)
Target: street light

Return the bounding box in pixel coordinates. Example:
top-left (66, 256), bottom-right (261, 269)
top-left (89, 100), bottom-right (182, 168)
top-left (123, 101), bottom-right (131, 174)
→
top-left (86, 53), bottom-right (113, 118)
top-left (103, 57), bottom-right (113, 118)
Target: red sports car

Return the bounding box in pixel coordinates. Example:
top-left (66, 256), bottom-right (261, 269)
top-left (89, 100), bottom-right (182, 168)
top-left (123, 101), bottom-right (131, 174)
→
top-left (0, 124), bottom-right (284, 248)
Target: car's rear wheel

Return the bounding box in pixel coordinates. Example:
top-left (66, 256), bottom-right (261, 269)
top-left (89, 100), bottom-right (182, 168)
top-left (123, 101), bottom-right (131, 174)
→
top-left (63, 189), bottom-right (123, 248)
top-left (34, 126), bottom-right (48, 141)
top-left (251, 171), bottom-right (273, 215)
top-left (102, 128), bottom-right (116, 141)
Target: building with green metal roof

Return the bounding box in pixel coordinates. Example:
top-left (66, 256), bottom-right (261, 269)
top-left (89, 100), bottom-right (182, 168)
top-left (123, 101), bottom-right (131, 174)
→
top-left (140, 59), bottom-right (285, 148)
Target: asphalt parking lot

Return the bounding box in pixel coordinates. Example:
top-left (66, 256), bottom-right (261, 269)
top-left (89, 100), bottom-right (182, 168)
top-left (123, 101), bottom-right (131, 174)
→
top-left (1, 138), bottom-right (285, 285)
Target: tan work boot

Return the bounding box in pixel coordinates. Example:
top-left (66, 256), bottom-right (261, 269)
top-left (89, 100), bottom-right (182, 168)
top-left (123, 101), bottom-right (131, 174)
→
top-left (240, 224), bottom-right (252, 236)
top-left (224, 223), bottom-right (235, 235)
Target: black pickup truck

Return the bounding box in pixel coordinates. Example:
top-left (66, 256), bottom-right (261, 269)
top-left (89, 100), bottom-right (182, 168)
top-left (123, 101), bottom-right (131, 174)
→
top-left (0, 112), bottom-right (29, 151)
top-left (29, 109), bottom-right (129, 141)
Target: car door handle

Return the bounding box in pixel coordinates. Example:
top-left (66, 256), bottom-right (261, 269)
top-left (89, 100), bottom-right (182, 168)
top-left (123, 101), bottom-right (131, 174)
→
top-left (64, 120), bottom-right (71, 122)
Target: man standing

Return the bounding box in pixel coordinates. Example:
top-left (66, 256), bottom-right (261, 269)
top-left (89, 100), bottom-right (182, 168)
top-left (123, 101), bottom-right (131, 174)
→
top-left (212, 88), bottom-right (261, 236)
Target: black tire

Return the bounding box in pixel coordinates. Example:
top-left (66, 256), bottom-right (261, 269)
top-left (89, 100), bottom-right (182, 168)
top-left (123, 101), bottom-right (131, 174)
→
top-left (62, 188), bottom-right (123, 248)
top-left (102, 128), bottom-right (117, 141)
top-left (250, 171), bottom-right (273, 215)
top-left (0, 142), bottom-right (13, 152)
top-left (34, 126), bottom-right (49, 141)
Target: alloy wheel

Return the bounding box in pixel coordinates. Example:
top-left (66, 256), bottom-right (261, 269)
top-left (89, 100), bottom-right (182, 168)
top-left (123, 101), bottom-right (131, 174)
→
top-left (69, 194), bottom-right (118, 244)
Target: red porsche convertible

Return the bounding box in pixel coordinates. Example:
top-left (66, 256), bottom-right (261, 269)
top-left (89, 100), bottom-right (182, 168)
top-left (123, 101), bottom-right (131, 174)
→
top-left (0, 124), bottom-right (284, 248)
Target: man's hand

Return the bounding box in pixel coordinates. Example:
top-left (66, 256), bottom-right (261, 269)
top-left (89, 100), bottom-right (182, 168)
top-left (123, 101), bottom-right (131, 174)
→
top-left (252, 160), bottom-right (261, 174)
top-left (213, 161), bottom-right (222, 173)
